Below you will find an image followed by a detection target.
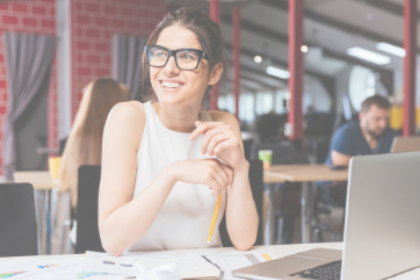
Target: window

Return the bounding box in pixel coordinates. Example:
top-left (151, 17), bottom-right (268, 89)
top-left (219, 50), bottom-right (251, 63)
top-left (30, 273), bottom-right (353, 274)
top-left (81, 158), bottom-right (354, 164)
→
top-left (255, 91), bottom-right (274, 115)
top-left (218, 94), bottom-right (235, 114)
top-left (275, 90), bottom-right (290, 114)
top-left (239, 93), bottom-right (255, 123)
top-left (348, 65), bottom-right (376, 112)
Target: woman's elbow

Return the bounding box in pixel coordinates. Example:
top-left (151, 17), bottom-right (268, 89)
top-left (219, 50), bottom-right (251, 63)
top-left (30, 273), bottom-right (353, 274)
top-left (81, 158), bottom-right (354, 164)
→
top-left (100, 236), bottom-right (125, 257)
top-left (233, 237), bottom-right (255, 251)
top-left (99, 226), bottom-right (126, 256)
top-left (233, 231), bottom-right (258, 251)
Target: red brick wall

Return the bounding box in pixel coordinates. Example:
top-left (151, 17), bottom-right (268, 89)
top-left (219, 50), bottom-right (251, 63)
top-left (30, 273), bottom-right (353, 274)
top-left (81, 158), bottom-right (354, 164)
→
top-left (0, 0), bottom-right (57, 175)
top-left (0, 0), bottom-right (167, 175)
top-left (70, 0), bottom-right (167, 119)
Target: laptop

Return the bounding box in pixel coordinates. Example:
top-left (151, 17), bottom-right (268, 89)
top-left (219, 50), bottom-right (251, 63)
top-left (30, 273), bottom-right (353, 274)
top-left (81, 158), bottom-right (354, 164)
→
top-left (233, 152), bottom-right (420, 280)
top-left (390, 136), bottom-right (420, 153)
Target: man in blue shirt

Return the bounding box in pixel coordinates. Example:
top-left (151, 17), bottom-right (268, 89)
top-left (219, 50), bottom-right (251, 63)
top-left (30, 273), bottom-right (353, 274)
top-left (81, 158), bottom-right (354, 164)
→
top-left (326, 95), bottom-right (398, 166)
top-left (322, 95), bottom-right (398, 206)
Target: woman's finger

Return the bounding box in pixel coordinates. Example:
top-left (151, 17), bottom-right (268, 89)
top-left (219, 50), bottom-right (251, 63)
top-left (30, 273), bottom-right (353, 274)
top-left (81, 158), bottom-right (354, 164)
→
top-left (200, 126), bottom-right (226, 154)
top-left (207, 131), bottom-right (232, 156)
top-left (217, 162), bottom-right (234, 187)
top-left (214, 160), bottom-right (230, 188)
top-left (207, 162), bottom-right (226, 193)
top-left (190, 122), bottom-right (224, 140)
top-left (213, 140), bottom-right (231, 156)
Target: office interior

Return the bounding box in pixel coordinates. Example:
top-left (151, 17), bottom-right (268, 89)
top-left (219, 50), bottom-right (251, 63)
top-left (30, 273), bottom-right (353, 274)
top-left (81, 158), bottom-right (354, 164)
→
top-left (0, 0), bottom-right (420, 279)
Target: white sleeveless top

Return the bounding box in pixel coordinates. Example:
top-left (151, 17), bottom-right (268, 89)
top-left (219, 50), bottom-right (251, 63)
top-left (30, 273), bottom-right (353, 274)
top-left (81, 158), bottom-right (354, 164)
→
top-left (127, 101), bottom-right (225, 252)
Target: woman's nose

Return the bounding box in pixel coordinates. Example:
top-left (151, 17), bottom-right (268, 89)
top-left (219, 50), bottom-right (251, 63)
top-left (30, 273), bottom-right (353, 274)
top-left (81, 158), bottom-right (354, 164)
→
top-left (163, 56), bottom-right (180, 76)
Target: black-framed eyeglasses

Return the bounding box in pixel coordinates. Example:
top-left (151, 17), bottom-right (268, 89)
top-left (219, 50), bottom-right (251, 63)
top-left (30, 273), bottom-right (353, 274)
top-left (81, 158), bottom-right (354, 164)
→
top-left (145, 45), bottom-right (208, 70)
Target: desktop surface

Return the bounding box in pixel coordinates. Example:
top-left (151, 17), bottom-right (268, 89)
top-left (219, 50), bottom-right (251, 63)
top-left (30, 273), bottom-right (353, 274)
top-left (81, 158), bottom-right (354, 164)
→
top-left (1, 243), bottom-right (420, 279)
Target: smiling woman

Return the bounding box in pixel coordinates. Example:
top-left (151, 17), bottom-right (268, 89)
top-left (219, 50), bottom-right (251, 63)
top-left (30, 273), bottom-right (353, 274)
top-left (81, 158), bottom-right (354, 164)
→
top-left (98, 7), bottom-right (258, 256)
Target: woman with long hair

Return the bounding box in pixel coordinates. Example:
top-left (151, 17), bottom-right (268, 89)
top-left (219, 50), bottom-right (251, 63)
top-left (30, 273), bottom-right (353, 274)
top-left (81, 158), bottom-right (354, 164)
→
top-left (98, 8), bottom-right (258, 256)
top-left (58, 78), bottom-right (128, 208)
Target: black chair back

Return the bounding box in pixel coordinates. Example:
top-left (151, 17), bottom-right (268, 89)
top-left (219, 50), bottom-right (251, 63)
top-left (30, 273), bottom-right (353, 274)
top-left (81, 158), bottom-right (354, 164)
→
top-left (242, 139), bottom-right (254, 161)
top-left (0, 183), bottom-right (37, 257)
top-left (76, 165), bottom-right (105, 253)
top-left (219, 159), bottom-right (264, 247)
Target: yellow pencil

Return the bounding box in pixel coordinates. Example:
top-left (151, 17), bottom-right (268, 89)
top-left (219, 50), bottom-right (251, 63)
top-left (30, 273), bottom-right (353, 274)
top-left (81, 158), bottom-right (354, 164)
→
top-left (207, 194), bottom-right (223, 243)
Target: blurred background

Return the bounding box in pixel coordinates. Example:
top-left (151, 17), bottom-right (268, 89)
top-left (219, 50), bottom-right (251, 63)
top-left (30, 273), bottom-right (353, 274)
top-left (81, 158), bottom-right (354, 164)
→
top-left (0, 0), bottom-right (419, 255)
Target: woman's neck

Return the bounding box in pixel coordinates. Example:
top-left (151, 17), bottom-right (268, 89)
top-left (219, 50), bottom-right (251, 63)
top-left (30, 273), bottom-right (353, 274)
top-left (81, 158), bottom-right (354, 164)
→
top-left (152, 101), bottom-right (202, 133)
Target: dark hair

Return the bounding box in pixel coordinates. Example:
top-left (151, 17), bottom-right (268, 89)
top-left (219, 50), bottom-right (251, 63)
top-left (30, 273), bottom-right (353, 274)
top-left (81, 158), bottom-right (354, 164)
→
top-left (137, 7), bottom-right (225, 102)
top-left (361, 95), bottom-right (391, 113)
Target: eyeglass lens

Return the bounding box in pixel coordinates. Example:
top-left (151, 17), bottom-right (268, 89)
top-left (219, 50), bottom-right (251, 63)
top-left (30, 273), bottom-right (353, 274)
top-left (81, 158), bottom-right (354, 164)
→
top-left (148, 47), bottom-right (200, 70)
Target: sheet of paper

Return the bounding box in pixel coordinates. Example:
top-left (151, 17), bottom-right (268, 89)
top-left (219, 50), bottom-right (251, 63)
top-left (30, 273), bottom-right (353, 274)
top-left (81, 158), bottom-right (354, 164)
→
top-left (136, 257), bottom-right (219, 275)
top-left (187, 251), bottom-right (276, 280)
top-left (82, 251), bottom-right (176, 276)
top-left (0, 257), bottom-right (82, 280)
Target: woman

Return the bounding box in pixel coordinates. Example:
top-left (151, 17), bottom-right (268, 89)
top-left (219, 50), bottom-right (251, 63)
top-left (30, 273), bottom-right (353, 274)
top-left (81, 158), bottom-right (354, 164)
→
top-left (98, 8), bottom-right (259, 256)
top-left (58, 78), bottom-right (128, 208)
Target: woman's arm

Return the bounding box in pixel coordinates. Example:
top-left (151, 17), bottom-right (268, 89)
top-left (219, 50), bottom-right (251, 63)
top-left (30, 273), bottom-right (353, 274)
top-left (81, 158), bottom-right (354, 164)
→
top-left (98, 102), bottom-right (175, 256)
top-left (98, 102), bottom-right (233, 256)
top-left (190, 113), bottom-right (259, 251)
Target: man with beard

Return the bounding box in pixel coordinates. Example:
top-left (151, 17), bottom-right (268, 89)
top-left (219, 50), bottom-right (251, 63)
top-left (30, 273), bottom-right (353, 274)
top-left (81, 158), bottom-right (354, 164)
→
top-left (321, 95), bottom-right (398, 207)
top-left (326, 95), bottom-right (398, 166)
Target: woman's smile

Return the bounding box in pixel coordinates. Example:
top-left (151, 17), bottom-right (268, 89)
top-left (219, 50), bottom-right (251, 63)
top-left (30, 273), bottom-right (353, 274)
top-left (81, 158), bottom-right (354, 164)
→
top-left (159, 79), bottom-right (185, 93)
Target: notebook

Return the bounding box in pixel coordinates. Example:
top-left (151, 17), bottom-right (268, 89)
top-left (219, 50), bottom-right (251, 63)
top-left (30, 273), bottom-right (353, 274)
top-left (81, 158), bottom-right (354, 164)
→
top-left (135, 256), bottom-right (223, 279)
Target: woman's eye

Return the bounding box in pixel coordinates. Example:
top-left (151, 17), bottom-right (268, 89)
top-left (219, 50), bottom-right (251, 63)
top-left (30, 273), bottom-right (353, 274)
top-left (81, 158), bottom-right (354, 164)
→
top-left (154, 51), bottom-right (167, 58)
top-left (179, 53), bottom-right (195, 60)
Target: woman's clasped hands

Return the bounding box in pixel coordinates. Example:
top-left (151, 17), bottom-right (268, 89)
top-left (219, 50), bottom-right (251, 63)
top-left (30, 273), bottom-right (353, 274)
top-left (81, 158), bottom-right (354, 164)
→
top-left (167, 121), bottom-right (246, 197)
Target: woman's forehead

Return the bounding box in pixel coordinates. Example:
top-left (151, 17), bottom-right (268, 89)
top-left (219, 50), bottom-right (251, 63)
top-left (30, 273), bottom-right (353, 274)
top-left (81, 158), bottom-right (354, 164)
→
top-left (156, 25), bottom-right (202, 50)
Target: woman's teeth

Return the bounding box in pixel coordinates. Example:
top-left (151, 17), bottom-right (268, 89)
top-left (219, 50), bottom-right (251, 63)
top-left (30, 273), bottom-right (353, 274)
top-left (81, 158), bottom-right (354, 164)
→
top-left (162, 81), bottom-right (181, 88)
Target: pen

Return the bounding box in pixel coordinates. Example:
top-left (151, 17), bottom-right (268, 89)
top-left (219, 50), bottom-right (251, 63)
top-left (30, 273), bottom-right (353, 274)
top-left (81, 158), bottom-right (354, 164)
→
top-left (207, 194), bottom-right (223, 243)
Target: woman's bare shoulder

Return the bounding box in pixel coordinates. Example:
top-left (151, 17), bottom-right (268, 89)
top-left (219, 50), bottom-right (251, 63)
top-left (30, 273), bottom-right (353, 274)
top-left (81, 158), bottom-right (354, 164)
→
top-left (209, 110), bottom-right (239, 128)
top-left (105, 101), bottom-right (146, 150)
top-left (107, 101), bottom-right (145, 126)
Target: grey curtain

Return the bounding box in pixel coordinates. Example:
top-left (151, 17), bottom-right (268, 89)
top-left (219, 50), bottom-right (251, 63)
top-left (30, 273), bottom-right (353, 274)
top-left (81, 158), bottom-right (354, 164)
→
top-left (112, 35), bottom-right (147, 100)
top-left (2, 32), bottom-right (57, 180)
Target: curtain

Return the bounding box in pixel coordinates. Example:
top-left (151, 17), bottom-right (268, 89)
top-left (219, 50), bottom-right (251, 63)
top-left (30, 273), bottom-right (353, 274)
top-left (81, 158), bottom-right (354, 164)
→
top-left (112, 35), bottom-right (147, 100)
top-left (2, 32), bottom-right (57, 180)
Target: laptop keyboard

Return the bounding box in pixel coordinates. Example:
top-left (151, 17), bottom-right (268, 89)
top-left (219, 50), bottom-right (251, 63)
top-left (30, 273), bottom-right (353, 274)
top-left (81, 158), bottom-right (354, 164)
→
top-left (290, 260), bottom-right (342, 280)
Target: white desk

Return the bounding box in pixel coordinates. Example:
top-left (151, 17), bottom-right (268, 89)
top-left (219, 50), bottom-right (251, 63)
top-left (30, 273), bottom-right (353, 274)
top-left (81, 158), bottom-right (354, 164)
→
top-left (1, 243), bottom-right (419, 279)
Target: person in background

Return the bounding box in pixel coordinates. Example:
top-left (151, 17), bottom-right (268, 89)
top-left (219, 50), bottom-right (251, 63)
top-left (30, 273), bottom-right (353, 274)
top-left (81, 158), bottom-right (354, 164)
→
top-left (58, 78), bottom-right (128, 209)
top-left (325, 95), bottom-right (398, 166)
top-left (322, 95), bottom-right (398, 206)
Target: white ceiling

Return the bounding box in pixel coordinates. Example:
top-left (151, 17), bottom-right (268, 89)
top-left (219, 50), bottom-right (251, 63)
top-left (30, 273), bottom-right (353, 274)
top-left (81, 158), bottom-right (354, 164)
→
top-left (169, 0), bottom-right (411, 92)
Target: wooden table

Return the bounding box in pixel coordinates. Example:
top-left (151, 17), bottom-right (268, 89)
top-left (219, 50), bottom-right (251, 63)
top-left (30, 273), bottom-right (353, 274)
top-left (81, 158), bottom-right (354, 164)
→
top-left (263, 164), bottom-right (348, 244)
top-left (14, 171), bottom-right (58, 255)
top-left (1, 243), bottom-right (419, 279)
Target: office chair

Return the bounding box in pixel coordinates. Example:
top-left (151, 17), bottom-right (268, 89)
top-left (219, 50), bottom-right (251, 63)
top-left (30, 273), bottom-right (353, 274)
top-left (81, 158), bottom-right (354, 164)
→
top-left (0, 183), bottom-right (38, 257)
top-left (242, 139), bottom-right (254, 161)
top-left (75, 165), bottom-right (105, 254)
top-left (219, 159), bottom-right (264, 247)
top-left (251, 141), bottom-right (308, 244)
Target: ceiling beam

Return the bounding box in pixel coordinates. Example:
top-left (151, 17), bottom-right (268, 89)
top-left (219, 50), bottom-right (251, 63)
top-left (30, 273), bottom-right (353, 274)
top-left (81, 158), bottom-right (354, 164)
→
top-left (240, 71), bottom-right (281, 90)
top-left (350, 0), bottom-right (411, 18)
top-left (224, 41), bottom-right (335, 81)
top-left (223, 77), bottom-right (263, 92)
top-left (260, 0), bottom-right (420, 53)
top-left (221, 16), bottom-right (396, 76)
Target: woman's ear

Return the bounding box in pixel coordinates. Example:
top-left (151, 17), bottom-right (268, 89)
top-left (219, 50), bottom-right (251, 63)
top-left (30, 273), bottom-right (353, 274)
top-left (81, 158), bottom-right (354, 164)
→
top-left (208, 63), bottom-right (224, 86)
